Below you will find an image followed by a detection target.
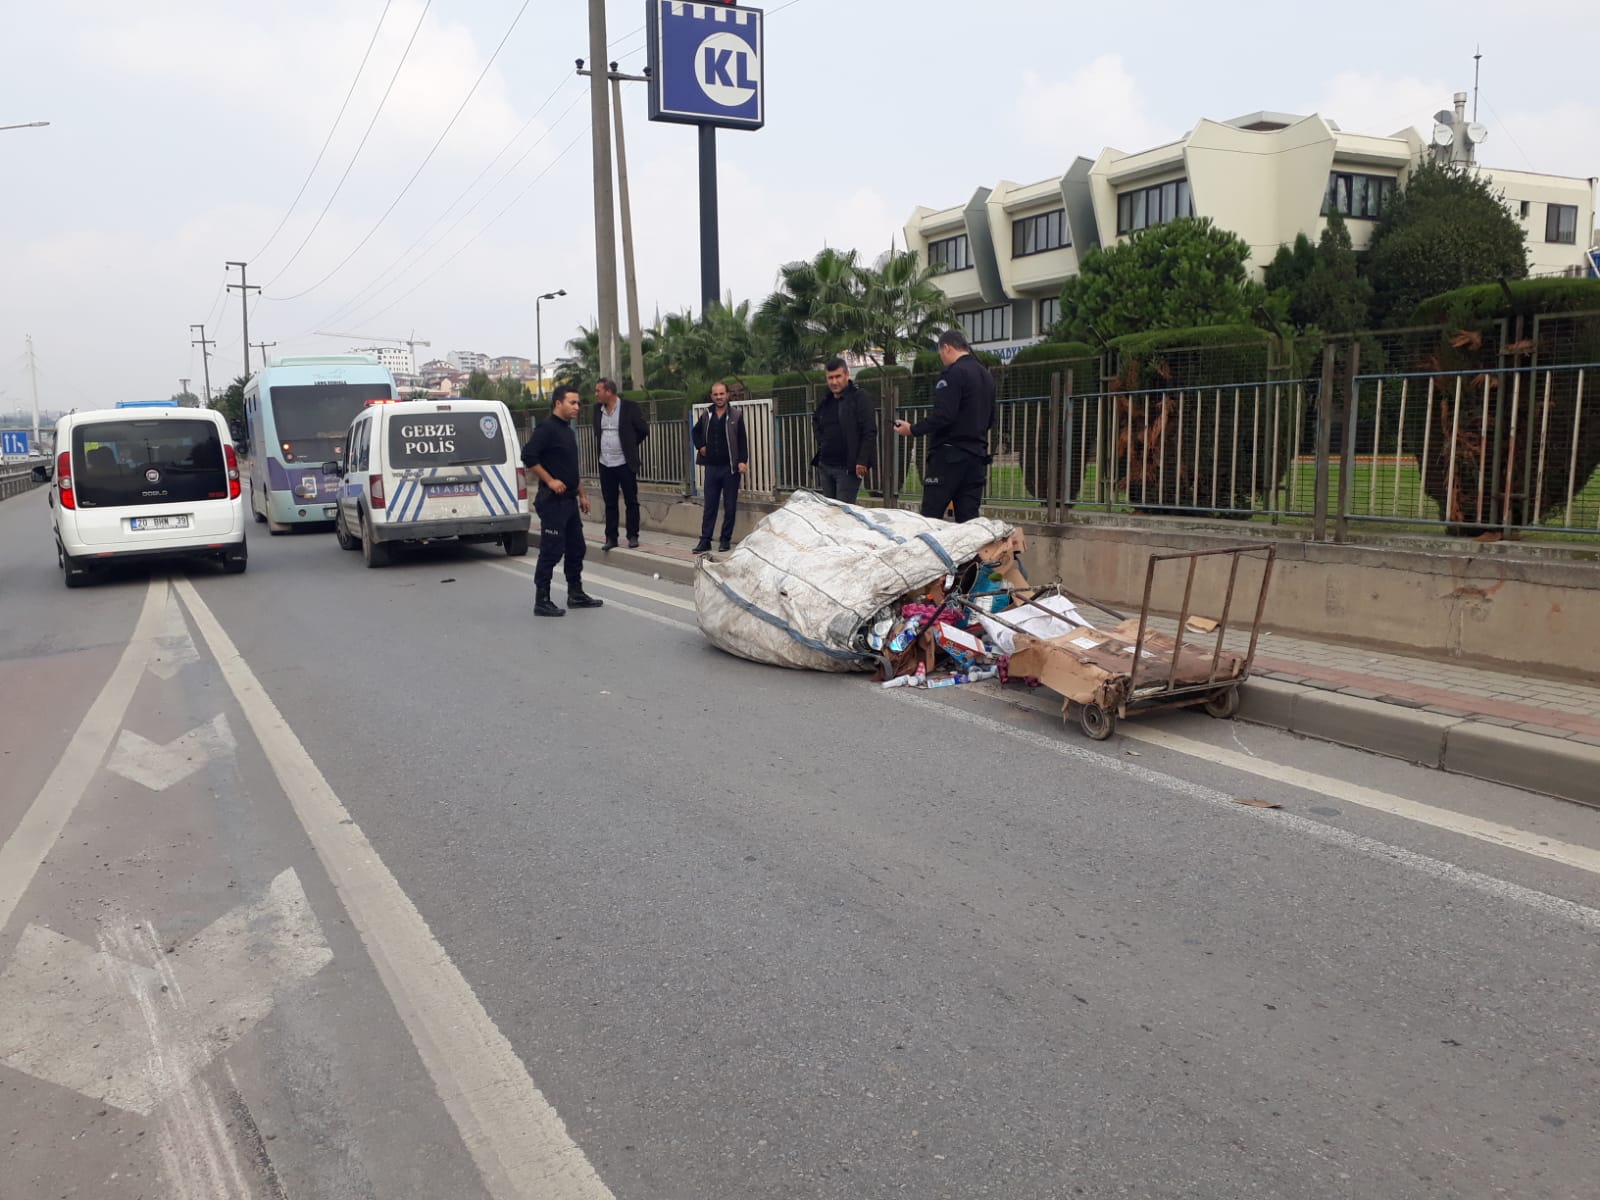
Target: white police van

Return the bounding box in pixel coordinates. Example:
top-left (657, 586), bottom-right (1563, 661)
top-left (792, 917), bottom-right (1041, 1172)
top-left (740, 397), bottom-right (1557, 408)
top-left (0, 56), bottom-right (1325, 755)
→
top-left (325, 397), bottom-right (530, 567)
top-left (49, 406), bottom-right (247, 587)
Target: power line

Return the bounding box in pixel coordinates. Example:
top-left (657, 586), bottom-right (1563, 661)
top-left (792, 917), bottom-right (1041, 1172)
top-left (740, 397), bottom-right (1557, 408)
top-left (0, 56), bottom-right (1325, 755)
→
top-left (258, 0), bottom-right (434, 291)
top-left (266, 0), bottom-right (535, 302)
top-left (1478, 94), bottom-right (1537, 172)
top-left (313, 82), bottom-right (585, 332)
top-left (342, 123), bottom-right (591, 332)
top-left (247, 0), bottom-right (396, 263)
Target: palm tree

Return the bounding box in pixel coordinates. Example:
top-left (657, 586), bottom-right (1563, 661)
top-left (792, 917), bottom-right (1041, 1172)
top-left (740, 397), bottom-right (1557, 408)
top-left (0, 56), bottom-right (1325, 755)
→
top-left (756, 247), bottom-right (866, 369)
top-left (855, 245), bottom-right (955, 367)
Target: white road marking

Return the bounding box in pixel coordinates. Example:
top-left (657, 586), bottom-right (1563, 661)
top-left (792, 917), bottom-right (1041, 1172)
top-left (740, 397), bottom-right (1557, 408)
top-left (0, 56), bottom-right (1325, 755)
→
top-left (172, 578), bottom-right (615, 1200)
top-left (0, 869), bottom-right (331, 1115)
top-left (105, 713), bottom-right (237, 792)
top-left (899, 693), bottom-right (1600, 931)
top-left (482, 560), bottom-right (697, 629)
top-left (0, 577), bottom-right (166, 935)
top-left (485, 555), bottom-right (697, 611)
top-left (147, 592), bottom-right (202, 681)
top-left (100, 919), bottom-right (254, 1200)
top-left (1118, 724), bottom-right (1600, 877)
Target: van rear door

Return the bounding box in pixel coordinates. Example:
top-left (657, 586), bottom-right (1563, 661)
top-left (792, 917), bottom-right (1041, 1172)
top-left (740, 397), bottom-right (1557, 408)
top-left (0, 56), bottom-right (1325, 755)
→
top-left (378, 406), bottom-right (520, 525)
top-left (69, 417), bottom-right (237, 546)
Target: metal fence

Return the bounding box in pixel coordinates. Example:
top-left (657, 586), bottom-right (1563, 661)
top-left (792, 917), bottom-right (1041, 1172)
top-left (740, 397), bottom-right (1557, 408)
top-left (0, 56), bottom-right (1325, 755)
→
top-left (524, 309), bottom-right (1600, 541)
top-left (1, 460), bottom-right (49, 503)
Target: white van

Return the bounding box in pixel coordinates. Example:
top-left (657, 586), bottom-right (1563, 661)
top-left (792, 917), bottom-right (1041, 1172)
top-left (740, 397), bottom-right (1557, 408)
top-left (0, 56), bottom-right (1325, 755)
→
top-left (325, 398), bottom-right (531, 567)
top-left (49, 406), bottom-right (247, 588)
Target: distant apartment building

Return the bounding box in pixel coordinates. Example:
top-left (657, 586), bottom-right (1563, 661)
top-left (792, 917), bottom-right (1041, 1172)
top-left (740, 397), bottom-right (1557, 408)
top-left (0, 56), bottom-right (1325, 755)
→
top-left (447, 350), bottom-right (489, 373)
top-left (490, 355), bottom-right (533, 379)
top-left (354, 346), bottom-right (414, 377)
top-left (905, 95), bottom-right (1597, 359)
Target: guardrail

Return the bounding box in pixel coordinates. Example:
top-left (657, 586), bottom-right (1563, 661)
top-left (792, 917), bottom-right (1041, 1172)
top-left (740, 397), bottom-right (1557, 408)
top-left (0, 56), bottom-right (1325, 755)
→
top-left (0, 458), bottom-right (49, 503)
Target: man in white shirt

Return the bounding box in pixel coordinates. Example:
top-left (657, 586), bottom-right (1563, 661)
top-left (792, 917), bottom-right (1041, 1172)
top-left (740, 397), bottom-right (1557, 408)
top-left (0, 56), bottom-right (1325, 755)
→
top-left (589, 377), bottom-right (650, 549)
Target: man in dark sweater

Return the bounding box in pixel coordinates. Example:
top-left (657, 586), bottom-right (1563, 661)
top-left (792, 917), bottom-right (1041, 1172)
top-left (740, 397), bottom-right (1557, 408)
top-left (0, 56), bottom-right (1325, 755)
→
top-left (893, 329), bottom-right (996, 522)
top-left (811, 356), bottom-right (878, 504)
top-left (520, 385), bottom-right (603, 617)
top-left (690, 382), bottom-right (750, 553)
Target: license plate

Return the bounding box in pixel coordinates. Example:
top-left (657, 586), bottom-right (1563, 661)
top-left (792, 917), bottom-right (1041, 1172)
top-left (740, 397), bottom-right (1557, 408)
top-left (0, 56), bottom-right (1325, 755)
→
top-left (129, 515), bottom-right (191, 531)
top-left (426, 483), bottom-right (478, 498)
top-left (322, 506), bottom-right (338, 519)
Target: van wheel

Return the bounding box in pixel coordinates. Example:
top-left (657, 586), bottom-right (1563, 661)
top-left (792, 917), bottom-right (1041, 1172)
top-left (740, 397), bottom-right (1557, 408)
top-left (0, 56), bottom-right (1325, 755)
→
top-left (503, 530), bottom-right (530, 557)
top-left (360, 515), bottom-right (390, 568)
top-left (222, 538), bottom-right (248, 575)
top-left (334, 508), bottom-right (360, 551)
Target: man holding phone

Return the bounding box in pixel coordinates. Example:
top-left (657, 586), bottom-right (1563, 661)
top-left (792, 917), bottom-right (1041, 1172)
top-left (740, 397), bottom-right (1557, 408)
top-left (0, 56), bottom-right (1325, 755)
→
top-left (893, 329), bottom-right (995, 522)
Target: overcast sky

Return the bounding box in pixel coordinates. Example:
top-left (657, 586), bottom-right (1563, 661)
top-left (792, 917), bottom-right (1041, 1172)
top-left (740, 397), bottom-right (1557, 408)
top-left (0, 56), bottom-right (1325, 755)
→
top-left (4, 0), bottom-right (1596, 412)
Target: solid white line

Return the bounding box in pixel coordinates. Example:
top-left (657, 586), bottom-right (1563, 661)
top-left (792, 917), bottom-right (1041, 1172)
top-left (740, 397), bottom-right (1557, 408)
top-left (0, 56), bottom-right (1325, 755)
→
top-left (485, 554), bottom-right (697, 611)
top-left (481, 559), bottom-right (699, 630)
top-left (1118, 724), bottom-right (1600, 877)
top-left (897, 693), bottom-right (1600, 931)
top-left (172, 578), bottom-right (614, 1200)
top-left (0, 577), bottom-right (166, 935)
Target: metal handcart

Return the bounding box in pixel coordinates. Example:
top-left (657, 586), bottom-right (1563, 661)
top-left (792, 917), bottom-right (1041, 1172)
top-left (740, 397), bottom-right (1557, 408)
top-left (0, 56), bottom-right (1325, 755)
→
top-left (956, 545), bottom-right (1276, 741)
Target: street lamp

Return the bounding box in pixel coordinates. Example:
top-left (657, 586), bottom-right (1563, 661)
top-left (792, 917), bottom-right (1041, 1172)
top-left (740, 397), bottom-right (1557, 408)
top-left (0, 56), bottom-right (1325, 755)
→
top-left (1, 121), bottom-right (50, 132)
top-left (535, 289), bottom-right (566, 403)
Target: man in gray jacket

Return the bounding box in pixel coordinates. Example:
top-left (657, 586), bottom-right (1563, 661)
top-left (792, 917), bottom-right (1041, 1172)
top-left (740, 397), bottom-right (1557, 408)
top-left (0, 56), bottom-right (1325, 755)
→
top-left (811, 357), bottom-right (879, 504)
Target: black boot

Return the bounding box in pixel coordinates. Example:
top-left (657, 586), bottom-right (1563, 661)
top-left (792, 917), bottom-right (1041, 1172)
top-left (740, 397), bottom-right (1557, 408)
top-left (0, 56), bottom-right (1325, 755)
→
top-left (566, 585), bottom-right (604, 609)
top-left (692, 540), bottom-right (712, 554)
top-left (718, 537), bottom-right (733, 553)
top-left (534, 590), bottom-right (565, 617)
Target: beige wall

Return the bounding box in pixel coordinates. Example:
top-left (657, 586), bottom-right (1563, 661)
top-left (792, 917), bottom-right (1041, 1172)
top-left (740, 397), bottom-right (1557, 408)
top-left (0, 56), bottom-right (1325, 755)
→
top-left (904, 204), bottom-right (985, 307)
top-left (1481, 167), bottom-right (1597, 276)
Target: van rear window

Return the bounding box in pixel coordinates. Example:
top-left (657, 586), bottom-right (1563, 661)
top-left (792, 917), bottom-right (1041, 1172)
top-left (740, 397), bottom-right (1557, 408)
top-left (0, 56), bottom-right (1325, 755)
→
top-left (72, 420), bottom-right (228, 508)
top-left (386, 411), bottom-right (505, 469)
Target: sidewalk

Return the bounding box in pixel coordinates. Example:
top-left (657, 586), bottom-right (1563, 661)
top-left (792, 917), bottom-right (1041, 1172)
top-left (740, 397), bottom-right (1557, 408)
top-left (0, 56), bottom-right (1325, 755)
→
top-left (580, 520), bottom-right (1600, 807)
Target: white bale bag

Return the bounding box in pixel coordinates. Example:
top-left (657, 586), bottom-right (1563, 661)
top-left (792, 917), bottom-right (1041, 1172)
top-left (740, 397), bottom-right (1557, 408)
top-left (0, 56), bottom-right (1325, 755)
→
top-left (693, 491), bottom-right (1013, 671)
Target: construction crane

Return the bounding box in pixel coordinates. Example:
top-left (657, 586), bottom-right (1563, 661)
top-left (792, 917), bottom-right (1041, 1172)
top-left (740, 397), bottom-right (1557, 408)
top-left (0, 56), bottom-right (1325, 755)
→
top-left (313, 330), bottom-right (432, 365)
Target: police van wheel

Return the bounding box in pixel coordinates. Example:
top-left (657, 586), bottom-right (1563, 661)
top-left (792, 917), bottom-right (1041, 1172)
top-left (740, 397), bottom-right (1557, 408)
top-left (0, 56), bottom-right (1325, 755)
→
top-left (360, 515), bottom-right (390, 568)
top-left (503, 530), bottom-right (530, 557)
top-left (334, 508), bottom-right (360, 551)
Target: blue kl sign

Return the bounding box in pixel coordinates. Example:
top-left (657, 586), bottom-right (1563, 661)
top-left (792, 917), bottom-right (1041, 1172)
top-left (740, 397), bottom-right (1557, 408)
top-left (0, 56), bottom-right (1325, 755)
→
top-left (647, 1), bottom-right (764, 131)
top-left (1, 430), bottom-right (30, 456)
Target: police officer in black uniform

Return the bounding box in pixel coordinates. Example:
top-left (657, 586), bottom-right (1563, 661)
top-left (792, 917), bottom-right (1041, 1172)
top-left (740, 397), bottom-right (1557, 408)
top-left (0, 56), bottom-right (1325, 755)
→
top-left (894, 329), bottom-right (996, 522)
top-left (520, 384), bottom-right (603, 617)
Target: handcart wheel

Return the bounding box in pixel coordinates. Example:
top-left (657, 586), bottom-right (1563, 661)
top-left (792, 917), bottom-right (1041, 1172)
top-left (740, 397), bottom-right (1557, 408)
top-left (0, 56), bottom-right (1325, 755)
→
top-left (1077, 702), bottom-right (1116, 741)
top-left (1203, 688), bottom-right (1242, 720)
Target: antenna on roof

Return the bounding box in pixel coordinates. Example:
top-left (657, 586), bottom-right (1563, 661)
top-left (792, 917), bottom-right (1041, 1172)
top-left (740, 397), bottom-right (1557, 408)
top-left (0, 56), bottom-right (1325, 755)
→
top-left (1473, 46), bottom-right (1481, 123)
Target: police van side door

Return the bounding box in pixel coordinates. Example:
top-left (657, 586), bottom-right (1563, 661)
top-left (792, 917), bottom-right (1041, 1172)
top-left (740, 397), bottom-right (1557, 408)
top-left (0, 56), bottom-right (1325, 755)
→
top-left (340, 416), bottom-right (370, 523)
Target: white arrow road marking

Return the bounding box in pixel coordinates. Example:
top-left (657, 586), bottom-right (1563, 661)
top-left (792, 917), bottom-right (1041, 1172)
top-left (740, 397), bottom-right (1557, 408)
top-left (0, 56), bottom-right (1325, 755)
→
top-left (105, 713), bottom-right (236, 792)
top-left (147, 593), bottom-right (202, 681)
top-left (0, 868), bottom-right (332, 1116)
top-left (174, 575), bottom-right (616, 1200)
top-left (0, 578), bottom-right (166, 935)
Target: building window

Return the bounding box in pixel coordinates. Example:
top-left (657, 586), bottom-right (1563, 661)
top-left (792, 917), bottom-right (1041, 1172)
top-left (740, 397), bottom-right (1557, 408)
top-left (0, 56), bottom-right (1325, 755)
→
top-left (927, 234), bottom-right (972, 271)
top-left (1518, 200), bottom-right (1531, 220)
top-left (1012, 208), bottom-right (1069, 257)
top-left (1546, 204), bottom-right (1578, 244)
top-left (959, 305), bottom-right (1010, 345)
top-left (1323, 172), bottom-right (1395, 220)
top-left (1116, 179), bottom-right (1193, 235)
top-left (1038, 296), bottom-right (1060, 331)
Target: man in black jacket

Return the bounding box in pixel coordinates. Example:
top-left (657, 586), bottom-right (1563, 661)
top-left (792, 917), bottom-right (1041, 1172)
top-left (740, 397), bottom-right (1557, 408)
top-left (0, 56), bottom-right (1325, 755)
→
top-left (893, 329), bottom-right (996, 522)
top-left (522, 385), bottom-right (603, 617)
top-left (590, 376), bottom-right (650, 549)
top-left (811, 356), bottom-right (878, 504)
top-left (691, 382), bottom-right (749, 553)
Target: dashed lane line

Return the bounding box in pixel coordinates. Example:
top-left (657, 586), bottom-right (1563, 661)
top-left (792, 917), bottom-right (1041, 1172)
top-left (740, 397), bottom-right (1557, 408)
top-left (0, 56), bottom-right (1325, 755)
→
top-left (171, 577), bottom-right (615, 1200)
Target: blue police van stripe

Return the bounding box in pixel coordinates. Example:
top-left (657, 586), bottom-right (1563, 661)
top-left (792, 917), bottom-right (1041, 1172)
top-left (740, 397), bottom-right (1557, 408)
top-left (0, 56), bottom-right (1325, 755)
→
top-left (481, 465), bottom-right (515, 514)
top-left (488, 464), bottom-right (518, 512)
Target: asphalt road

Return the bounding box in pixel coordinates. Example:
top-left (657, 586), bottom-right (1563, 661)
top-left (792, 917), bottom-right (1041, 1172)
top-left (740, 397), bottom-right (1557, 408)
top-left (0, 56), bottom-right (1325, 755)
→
top-left (2, 489), bottom-right (1598, 1200)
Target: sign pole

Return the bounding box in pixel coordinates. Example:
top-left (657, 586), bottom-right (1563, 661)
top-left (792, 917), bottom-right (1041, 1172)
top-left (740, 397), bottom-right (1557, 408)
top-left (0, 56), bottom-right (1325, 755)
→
top-left (698, 125), bottom-right (719, 314)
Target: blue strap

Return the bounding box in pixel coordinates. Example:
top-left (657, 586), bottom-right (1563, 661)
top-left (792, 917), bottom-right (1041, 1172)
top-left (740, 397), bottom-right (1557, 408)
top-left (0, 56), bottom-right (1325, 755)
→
top-left (714, 580), bottom-right (868, 663)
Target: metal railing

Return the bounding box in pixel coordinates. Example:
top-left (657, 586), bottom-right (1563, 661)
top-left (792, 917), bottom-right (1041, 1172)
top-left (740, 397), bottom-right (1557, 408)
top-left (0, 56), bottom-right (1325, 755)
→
top-left (0, 459), bottom-right (49, 502)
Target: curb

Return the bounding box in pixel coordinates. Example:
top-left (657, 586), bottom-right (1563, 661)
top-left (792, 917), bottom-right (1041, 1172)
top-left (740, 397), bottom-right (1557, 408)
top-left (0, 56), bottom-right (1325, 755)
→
top-left (1237, 678), bottom-right (1600, 808)
top-left (580, 541), bottom-right (1600, 810)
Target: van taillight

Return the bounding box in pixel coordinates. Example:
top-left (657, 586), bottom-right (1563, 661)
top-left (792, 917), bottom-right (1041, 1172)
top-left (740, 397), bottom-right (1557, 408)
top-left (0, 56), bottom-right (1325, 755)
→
top-left (515, 467), bottom-right (527, 501)
top-left (223, 444), bottom-right (241, 499)
top-left (57, 451), bottom-right (75, 509)
top-left (369, 474), bottom-right (385, 508)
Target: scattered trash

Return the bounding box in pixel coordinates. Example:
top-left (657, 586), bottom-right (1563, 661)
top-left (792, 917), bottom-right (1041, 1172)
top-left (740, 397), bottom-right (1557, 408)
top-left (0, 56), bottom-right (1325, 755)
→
top-left (1234, 798), bottom-right (1283, 809)
top-left (439, 577), bottom-right (456, 583)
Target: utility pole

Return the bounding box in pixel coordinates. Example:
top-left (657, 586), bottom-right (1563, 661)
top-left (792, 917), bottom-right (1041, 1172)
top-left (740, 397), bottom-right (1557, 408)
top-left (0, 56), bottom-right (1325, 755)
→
top-left (225, 261), bottom-right (261, 380)
top-left (251, 341), bottom-right (277, 367)
top-left (190, 323), bottom-right (215, 404)
top-left (610, 62), bottom-right (648, 391)
top-left (26, 334), bottom-right (41, 446)
top-left (699, 127), bottom-right (719, 315)
top-left (583, 0), bottom-right (621, 383)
